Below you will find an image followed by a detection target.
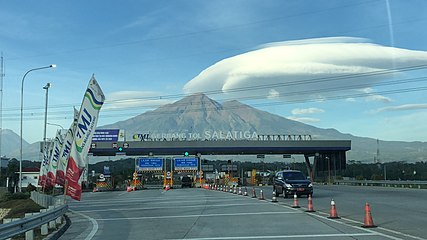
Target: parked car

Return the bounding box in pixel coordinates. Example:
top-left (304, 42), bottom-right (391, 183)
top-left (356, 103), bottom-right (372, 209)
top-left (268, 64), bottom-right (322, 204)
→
top-left (273, 170), bottom-right (313, 198)
top-left (181, 176), bottom-right (193, 188)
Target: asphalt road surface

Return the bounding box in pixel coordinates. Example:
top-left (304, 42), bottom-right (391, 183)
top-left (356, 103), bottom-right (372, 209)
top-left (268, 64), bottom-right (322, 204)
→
top-left (60, 185), bottom-right (427, 240)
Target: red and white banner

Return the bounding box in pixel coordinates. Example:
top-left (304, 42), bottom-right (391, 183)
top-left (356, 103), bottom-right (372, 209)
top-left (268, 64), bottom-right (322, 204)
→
top-left (56, 108), bottom-right (78, 186)
top-left (45, 130), bottom-right (65, 187)
top-left (66, 76), bottom-right (105, 201)
top-left (38, 139), bottom-right (54, 187)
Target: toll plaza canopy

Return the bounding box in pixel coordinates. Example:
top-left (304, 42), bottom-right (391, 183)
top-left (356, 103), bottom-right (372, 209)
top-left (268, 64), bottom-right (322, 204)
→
top-left (89, 136), bottom-right (350, 180)
top-left (89, 139), bottom-right (351, 157)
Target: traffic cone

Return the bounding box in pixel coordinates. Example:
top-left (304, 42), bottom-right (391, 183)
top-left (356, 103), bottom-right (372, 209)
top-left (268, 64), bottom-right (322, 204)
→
top-left (93, 188), bottom-right (97, 192)
top-left (305, 195), bottom-right (315, 212)
top-left (259, 190), bottom-right (265, 200)
top-left (243, 187), bottom-right (248, 196)
top-left (291, 193), bottom-right (300, 208)
top-left (362, 203), bottom-right (377, 228)
top-left (233, 186), bottom-right (237, 194)
top-left (328, 199), bottom-right (340, 219)
top-left (252, 187), bottom-right (257, 198)
top-left (165, 184), bottom-right (170, 191)
top-left (271, 191), bottom-right (278, 202)
top-left (229, 186), bottom-right (233, 193)
top-left (238, 187), bottom-right (242, 195)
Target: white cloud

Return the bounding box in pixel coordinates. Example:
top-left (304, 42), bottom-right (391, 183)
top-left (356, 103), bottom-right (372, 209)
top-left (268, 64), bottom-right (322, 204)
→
top-left (103, 91), bottom-right (172, 110)
top-left (365, 95), bottom-right (392, 103)
top-left (345, 98), bottom-right (356, 102)
top-left (287, 116), bottom-right (320, 123)
top-left (183, 37), bottom-right (427, 102)
top-left (374, 103), bottom-right (427, 113)
top-left (291, 107), bottom-right (325, 115)
top-left (267, 89), bottom-right (280, 100)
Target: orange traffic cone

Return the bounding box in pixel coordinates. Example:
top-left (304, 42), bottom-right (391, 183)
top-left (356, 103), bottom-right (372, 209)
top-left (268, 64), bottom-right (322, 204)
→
top-left (305, 195), bottom-right (315, 212)
top-left (291, 193), bottom-right (300, 208)
top-left (362, 203), bottom-right (377, 228)
top-left (165, 184), bottom-right (170, 191)
top-left (328, 199), bottom-right (340, 219)
top-left (251, 187), bottom-right (257, 198)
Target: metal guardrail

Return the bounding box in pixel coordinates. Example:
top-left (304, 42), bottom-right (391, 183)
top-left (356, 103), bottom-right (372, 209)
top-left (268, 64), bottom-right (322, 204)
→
top-left (334, 180), bottom-right (427, 188)
top-left (0, 204), bottom-right (68, 239)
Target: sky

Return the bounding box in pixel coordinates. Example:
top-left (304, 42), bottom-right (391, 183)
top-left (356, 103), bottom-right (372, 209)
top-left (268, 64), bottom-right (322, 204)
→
top-left (1, 0), bottom-right (427, 144)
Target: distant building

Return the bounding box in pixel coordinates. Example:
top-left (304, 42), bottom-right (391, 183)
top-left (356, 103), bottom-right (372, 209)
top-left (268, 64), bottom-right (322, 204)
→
top-left (19, 167), bottom-right (40, 188)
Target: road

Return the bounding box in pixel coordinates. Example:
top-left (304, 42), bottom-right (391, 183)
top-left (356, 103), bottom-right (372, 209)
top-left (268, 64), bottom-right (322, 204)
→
top-left (60, 185), bottom-right (427, 240)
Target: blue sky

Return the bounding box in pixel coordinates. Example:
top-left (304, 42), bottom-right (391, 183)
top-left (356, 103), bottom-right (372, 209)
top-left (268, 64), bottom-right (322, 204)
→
top-left (1, 0), bottom-right (427, 144)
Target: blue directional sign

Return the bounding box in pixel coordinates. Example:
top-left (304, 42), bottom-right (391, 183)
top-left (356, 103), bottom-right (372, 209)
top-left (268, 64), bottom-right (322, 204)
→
top-left (138, 158), bottom-right (163, 171)
top-left (174, 158), bottom-right (198, 171)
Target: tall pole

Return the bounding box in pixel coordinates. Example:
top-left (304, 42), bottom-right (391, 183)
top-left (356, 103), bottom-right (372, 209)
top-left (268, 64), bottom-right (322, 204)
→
top-left (19, 65), bottom-right (56, 192)
top-left (0, 53), bottom-right (4, 183)
top-left (43, 83), bottom-right (51, 164)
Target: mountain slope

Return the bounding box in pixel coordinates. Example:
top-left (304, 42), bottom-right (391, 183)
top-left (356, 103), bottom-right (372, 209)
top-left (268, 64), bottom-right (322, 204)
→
top-left (101, 93), bottom-right (427, 162)
top-left (1, 129), bottom-right (31, 158)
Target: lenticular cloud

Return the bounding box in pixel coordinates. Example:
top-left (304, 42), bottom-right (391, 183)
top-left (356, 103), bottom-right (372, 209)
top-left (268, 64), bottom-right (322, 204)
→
top-left (183, 37), bottom-right (427, 101)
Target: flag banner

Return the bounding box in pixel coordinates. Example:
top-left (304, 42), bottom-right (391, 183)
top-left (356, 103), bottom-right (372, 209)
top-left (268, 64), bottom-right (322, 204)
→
top-left (45, 130), bottom-right (65, 187)
top-left (38, 139), bottom-right (54, 187)
top-left (56, 108), bottom-right (79, 186)
top-left (66, 76), bottom-right (105, 201)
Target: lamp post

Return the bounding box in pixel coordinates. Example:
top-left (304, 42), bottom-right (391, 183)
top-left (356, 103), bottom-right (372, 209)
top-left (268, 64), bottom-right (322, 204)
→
top-left (19, 64), bottom-right (56, 192)
top-left (47, 122), bottom-right (64, 129)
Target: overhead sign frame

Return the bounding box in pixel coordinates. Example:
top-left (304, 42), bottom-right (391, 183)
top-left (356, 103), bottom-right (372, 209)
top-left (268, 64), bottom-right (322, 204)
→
top-left (174, 158), bottom-right (198, 171)
top-left (137, 158), bottom-right (163, 171)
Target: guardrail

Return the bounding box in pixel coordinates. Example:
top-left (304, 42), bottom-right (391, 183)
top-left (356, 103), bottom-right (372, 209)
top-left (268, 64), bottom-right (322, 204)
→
top-left (0, 204), bottom-right (68, 239)
top-left (334, 180), bottom-right (427, 189)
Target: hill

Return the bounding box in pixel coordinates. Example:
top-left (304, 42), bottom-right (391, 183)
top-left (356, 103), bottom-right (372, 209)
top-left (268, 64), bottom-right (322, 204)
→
top-left (101, 93), bottom-right (427, 162)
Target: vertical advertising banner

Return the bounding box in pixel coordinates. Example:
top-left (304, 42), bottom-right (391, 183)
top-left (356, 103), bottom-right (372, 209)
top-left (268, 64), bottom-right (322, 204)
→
top-left (56, 124), bottom-right (75, 186)
top-left (45, 130), bottom-right (65, 187)
top-left (66, 76), bottom-right (105, 201)
top-left (38, 142), bottom-right (53, 187)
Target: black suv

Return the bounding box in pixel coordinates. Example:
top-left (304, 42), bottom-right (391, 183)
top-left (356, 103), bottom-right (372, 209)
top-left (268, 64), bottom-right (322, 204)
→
top-left (273, 170), bottom-right (313, 198)
top-left (181, 176), bottom-right (193, 188)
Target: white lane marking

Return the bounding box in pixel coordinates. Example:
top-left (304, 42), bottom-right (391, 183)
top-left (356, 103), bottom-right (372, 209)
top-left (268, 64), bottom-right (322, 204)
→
top-left (77, 202), bottom-right (261, 213)
top-left (166, 233), bottom-right (379, 240)
top-left (80, 190), bottom-right (229, 202)
top-left (95, 211), bottom-right (300, 221)
top-left (320, 213), bottom-right (425, 240)
top-left (70, 198), bottom-right (248, 209)
top-left (265, 200), bottom-right (406, 240)
top-left (70, 210), bottom-right (99, 240)
top-left (70, 195), bottom-right (235, 205)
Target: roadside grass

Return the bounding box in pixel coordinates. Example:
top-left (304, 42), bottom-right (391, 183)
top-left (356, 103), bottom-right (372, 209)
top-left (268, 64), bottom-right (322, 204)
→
top-left (0, 192), bottom-right (43, 218)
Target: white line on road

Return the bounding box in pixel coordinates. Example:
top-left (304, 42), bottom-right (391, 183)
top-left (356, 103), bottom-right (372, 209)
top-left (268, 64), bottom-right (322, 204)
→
top-left (94, 211), bottom-right (300, 221)
top-left (70, 210), bottom-right (99, 240)
top-left (70, 198), bottom-right (248, 209)
top-left (76, 202), bottom-right (262, 213)
top-left (165, 233), bottom-right (379, 239)
top-left (70, 196), bottom-right (235, 205)
top-left (268, 201), bottom-right (407, 240)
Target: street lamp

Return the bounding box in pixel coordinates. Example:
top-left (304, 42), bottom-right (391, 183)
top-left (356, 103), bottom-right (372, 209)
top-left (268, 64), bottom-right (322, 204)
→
top-left (19, 64), bottom-right (56, 192)
top-left (47, 122), bottom-right (64, 129)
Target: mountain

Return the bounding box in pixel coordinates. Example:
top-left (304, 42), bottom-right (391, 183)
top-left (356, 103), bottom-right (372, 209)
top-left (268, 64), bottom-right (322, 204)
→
top-left (101, 93), bottom-right (427, 163)
top-left (0, 129), bottom-right (31, 158)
